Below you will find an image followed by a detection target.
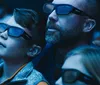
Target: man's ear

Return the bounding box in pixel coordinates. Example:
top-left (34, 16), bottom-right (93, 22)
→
top-left (27, 44), bottom-right (41, 58)
top-left (83, 18), bottom-right (96, 32)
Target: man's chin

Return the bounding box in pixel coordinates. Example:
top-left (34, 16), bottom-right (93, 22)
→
top-left (45, 30), bottom-right (61, 44)
top-left (45, 35), bottom-right (60, 44)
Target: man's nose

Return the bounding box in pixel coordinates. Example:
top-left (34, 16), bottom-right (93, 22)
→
top-left (0, 30), bottom-right (8, 40)
top-left (48, 10), bottom-right (58, 22)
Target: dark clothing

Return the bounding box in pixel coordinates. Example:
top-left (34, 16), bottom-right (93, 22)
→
top-left (33, 43), bottom-right (56, 85)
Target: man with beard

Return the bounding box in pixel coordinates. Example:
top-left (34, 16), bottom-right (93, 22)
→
top-left (36, 0), bottom-right (99, 84)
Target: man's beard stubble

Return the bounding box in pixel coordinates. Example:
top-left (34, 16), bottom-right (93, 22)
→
top-left (45, 21), bottom-right (61, 44)
top-left (45, 29), bottom-right (61, 44)
top-left (45, 20), bottom-right (84, 47)
top-left (46, 29), bottom-right (85, 48)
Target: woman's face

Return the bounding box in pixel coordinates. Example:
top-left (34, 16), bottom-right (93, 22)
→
top-left (56, 54), bottom-right (93, 85)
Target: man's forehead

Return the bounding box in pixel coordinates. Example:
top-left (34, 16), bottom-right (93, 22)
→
top-left (52, 0), bottom-right (87, 11)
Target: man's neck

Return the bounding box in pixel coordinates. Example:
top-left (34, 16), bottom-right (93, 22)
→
top-left (55, 39), bottom-right (88, 66)
top-left (59, 39), bottom-right (87, 50)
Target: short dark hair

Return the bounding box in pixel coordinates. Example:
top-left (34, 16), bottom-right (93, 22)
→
top-left (13, 8), bottom-right (41, 45)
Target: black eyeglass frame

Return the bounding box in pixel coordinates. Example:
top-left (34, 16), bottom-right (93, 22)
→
top-left (0, 23), bottom-right (32, 40)
top-left (62, 69), bottom-right (98, 85)
top-left (43, 3), bottom-right (93, 19)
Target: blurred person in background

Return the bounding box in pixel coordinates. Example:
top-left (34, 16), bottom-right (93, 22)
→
top-left (56, 46), bottom-right (100, 85)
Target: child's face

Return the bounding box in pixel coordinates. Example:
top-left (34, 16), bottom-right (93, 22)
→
top-left (0, 15), bottom-right (32, 60)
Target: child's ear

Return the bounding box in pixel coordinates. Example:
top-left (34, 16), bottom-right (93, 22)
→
top-left (27, 44), bottom-right (41, 58)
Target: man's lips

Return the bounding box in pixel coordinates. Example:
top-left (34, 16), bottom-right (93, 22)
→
top-left (47, 26), bottom-right (60, 31)
top-left (48, 28), bottom-right (57, 31)
top-left (47, 23), bottom-right (60, 31)
top-left (0, 42), bottom-right (6, 48)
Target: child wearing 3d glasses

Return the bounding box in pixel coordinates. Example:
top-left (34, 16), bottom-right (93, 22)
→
top-left (0, 8), bottom-right (48, 85)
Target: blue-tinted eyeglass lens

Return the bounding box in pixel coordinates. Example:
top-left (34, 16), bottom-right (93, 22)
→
top-left (43, 4), bottom-right (54, 14)
top-left (0, 24), bottom-right (7, 32)
top-left (56, 5), bottom-right (73, 15)
top-left (9, 27), bottom-right (24, 37)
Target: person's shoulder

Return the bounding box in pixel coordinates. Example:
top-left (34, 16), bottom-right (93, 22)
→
top-left (31, 69), bottom-right (46, 80)
top-left (31, 69), bottom-right (43, 77)
top-left (28, 69), bottom-right (49, 84)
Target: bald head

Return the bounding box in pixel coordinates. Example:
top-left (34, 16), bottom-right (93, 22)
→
top-left (53, 0), bottom-right (98, 19)
top-left (84, 0), bottom-right (98, 19)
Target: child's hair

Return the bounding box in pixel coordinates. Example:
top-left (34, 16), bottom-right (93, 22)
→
top-left (13, 8), bottom-right (40, 45)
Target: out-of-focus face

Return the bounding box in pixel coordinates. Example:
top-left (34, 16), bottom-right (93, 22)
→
top-left (45, 0), bottom-right (89, 44)
top-left (0, 15), bottom-right (32, 60)
top-left (55, 54), bottom-right (92, 85)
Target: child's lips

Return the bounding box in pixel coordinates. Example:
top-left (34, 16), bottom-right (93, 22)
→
top-left (0, 42), bottom-right (6, 48)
